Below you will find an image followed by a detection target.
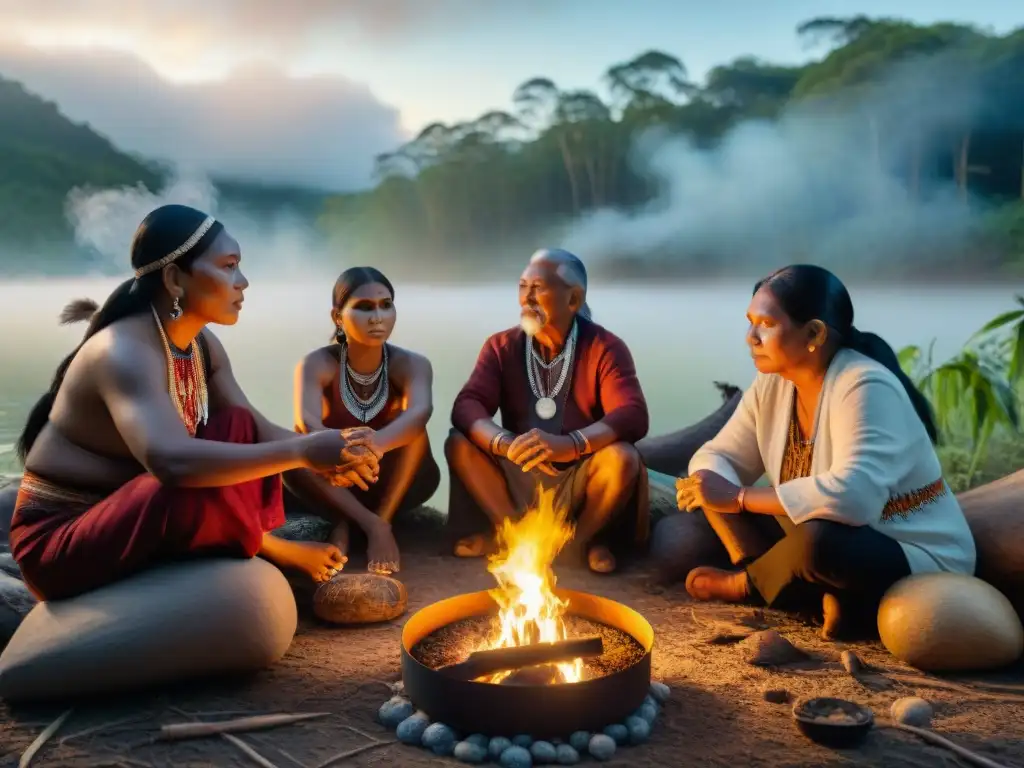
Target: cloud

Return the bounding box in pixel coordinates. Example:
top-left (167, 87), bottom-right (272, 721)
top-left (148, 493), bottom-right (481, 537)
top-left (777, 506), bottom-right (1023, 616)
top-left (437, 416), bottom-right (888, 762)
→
top-left (1, 1), bottom-right (526, 61)
top-left (0, 41), bottom-right (407, 190)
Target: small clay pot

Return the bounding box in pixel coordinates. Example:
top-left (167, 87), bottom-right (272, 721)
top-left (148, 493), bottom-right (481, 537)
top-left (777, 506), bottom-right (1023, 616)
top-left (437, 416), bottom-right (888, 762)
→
top-left (792, 697), bottom-right (873, 748)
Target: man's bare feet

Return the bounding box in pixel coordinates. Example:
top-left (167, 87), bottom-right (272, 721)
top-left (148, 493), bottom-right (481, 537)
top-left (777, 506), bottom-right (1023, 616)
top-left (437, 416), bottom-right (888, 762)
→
top-left (454, 533), bottom-right (493, 558)
top-left (684, 567), bottom-right (750, 603)
top-left (587, 545), bottom-right (616, 574)
top-left (367, 521), bottom-right (401, 575)
top-left (261, 535), bottom-right (347, 583)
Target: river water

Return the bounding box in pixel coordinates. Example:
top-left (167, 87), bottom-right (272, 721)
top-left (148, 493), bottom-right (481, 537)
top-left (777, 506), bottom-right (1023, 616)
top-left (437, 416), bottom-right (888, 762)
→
top-left (0, 279), bottom-right (1008, 503)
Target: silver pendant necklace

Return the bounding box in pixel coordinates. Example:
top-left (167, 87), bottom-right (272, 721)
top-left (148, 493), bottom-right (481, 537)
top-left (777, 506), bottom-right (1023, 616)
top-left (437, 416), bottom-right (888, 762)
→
top-left (340, 343), bottom-right (389, 423)
top-left (525, 321), bottom-right (577, 420)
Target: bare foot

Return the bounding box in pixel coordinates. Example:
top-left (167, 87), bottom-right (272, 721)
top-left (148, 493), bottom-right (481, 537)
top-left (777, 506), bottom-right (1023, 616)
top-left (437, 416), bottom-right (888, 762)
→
top-left (454, 533), bottom-right (492, 558)
top-left (685, 567), bottom-right (750, 603)
top-left (262, 535), bottom-right (347, 583)
top-left (587, 545), bottom-right (617, 574)
top-left (367, 521), bottom-right (401, 575)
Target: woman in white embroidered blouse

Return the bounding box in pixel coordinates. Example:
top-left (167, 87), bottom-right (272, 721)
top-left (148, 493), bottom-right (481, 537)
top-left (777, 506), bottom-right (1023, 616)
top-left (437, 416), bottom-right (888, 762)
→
top-left (675, 265), bottom-right (976, 639)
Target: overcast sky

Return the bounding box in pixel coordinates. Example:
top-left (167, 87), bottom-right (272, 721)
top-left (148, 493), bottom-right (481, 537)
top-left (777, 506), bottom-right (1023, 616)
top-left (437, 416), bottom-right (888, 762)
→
top-left (0, 0), bottom-right (1018, 191)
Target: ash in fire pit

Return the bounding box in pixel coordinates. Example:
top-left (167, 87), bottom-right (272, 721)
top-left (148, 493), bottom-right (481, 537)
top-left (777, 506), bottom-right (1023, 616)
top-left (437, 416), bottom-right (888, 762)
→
top-left (411, 614), bottom-right (645, 681)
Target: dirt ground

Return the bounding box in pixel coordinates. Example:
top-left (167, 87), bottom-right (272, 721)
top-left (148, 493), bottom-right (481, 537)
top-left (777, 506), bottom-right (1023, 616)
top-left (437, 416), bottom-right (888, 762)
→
top-left (2, 513), bottom-right (1023, 768)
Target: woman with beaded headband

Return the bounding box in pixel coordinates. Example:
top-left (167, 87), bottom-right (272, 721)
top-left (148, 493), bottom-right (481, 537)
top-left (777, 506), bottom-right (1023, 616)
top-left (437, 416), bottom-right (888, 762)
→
top-left (10, 204), bottom-right (381, 601)
top-left (292, 266), bottom-right (439, 576)
top-left (673, 264), bottom-right (975, 640)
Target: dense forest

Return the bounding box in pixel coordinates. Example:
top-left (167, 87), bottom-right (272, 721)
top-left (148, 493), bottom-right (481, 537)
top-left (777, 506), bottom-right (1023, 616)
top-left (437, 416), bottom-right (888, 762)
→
top-left (320, 16), bottom-right (1024, 278)
top-left (2, 15), bottom-right (1023, 278)
top-left (0, 77), bottom-right (331, 273)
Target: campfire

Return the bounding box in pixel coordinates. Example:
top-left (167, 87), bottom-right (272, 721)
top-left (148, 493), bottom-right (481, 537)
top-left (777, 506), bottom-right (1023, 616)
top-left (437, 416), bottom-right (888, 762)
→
top-left (399, 488), bottom-right (658, 739)
top-left (477, 487), bottom-right (583, 685)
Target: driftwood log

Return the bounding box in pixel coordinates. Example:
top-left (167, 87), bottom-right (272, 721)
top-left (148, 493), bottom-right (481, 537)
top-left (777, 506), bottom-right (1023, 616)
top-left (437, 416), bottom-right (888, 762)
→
top-left (956, 471), bottom-right (1024, 620)
top-left (636, 382), bottom-right (741, 477)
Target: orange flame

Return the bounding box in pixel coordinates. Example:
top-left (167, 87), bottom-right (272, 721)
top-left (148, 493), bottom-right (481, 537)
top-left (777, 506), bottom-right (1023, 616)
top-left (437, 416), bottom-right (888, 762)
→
top-left (480, 486), bottom-right (583, 684)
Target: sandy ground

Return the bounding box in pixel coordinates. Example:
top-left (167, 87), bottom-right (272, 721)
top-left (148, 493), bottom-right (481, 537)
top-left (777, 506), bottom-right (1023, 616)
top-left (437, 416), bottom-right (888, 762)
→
top-left (2, 513), bottom-right (1023, 768)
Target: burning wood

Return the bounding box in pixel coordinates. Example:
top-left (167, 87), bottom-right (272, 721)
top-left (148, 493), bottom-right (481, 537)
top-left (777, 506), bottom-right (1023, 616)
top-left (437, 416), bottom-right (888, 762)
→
top-left (439, 636), bottom-right (604, 681)
top-left (478, 486), bottom-right (584, 684)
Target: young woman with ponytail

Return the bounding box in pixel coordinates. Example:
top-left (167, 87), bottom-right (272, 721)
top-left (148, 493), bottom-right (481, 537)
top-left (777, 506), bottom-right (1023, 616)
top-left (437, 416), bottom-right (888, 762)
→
top-left (293, 267), bottom-right (439, 577)
top-left (674, 264), bottom-right (976, 640)
top-left (10, 204), bottom-right (380, 600)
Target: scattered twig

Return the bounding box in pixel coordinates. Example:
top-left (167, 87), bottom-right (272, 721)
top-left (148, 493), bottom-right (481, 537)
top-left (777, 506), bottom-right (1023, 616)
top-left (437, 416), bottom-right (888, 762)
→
top-left (338, 724), bottom-right (382, 743)
top-left (159, 713), bottom-right (331, 741)
top-left (59, 715), bottom-right (151, 744)
top-left (19, 708), bottom-right (73, 768)
top-left (313, 739), bottom-right (396, 768)
top-left (166, 706), bottom-right (284, 768)
top-left (887, 672), bottom-right (1024, 701)
top-left (889, 723), bottom-right (1013, 768)
top-left (222, 734), bottom-right (281, 768)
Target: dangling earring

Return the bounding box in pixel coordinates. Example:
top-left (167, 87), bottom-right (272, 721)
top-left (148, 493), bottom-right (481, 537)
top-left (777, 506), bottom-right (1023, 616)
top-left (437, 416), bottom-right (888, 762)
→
top-left (808, 344), bottom-right (816, 353)
top-left (169, 296), bottom-right (183, 321)
top-left (335, 325), bottom-right (345, 343)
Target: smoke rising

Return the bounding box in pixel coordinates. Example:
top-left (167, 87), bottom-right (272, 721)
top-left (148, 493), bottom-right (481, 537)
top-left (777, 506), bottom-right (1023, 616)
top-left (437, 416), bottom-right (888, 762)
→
top-left (561, 49), bottom-right (994, 275)
top-left (65, 170), bottom-right (341, 283)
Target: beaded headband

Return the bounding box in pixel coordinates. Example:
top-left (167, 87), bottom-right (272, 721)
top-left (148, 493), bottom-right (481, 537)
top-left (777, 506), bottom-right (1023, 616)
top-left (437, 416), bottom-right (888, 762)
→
top-left (133, 216), bottom-right (217, 279)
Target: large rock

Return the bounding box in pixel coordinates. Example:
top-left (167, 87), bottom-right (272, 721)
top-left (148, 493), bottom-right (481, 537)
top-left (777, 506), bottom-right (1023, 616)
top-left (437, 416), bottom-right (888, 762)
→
top-left (0, 480), bottom-right (18, 552)
top-left (956, 470), bottom-right (1024, 620)
top-left (0, 557), bottom-right (297, 702)
top-left (637, 382), bottom-right (741, 477)
top-left (878, 573), bottom-right (1023, 672)
top-left (313, 572), bottom-right (408, 625)
top-left (0, 572), bottom-right (35, 651)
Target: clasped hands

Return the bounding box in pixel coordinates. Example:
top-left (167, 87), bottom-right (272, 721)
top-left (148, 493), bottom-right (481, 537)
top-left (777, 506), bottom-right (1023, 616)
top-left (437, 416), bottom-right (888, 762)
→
top-left (675, 470), bottom-right (743, 514)
top-left (500, 428), bottom-right (578, 475)
top-left (324, 426), bottom-right (384, 490)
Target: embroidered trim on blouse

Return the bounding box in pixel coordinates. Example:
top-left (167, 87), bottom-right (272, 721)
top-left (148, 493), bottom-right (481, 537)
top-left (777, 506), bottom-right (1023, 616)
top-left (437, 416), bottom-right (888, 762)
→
top-left (880, 478), bottom-right (947, 522)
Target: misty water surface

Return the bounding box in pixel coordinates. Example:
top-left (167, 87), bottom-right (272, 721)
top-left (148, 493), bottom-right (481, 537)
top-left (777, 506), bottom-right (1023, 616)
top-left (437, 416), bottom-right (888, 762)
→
top-left (0, 279), bottom-right (1011, 503)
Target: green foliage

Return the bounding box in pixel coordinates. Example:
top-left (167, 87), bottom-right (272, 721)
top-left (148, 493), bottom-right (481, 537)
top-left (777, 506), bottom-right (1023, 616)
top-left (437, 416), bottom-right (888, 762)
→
top-left (316, 17), bottom-right (1024, 273)
top-left (900, 297), bottom-right (1024, 485)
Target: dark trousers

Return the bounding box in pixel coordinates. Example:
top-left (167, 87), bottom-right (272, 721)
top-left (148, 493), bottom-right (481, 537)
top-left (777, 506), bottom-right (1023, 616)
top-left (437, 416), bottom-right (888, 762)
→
top-left (705, 511), bottom-right (911, 616)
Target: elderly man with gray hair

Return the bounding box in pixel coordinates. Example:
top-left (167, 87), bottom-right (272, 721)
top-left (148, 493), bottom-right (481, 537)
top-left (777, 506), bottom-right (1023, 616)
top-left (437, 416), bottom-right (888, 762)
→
top-left (445, 248), bottom-right (650, 573)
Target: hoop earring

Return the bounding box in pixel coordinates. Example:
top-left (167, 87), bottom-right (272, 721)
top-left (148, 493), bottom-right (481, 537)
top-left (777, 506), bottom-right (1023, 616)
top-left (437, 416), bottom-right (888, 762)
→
top-left (169, 296), bottom-right (183, 321)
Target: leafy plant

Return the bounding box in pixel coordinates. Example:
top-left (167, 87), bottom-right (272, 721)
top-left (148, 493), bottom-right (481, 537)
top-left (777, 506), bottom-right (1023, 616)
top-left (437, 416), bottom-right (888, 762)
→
top-left (899, 296), bottom-right (1024, 484)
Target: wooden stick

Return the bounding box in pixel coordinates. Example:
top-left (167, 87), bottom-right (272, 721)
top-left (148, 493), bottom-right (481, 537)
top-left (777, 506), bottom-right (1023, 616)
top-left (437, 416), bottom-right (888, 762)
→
top-left (20, 708), bottom-right (73, 768)
top-left (887, 673), bottom-right (1024, 701)
top-left (891, 724), bottom-right (1013, 768)
top-left (440, 636), bottom-right (604, 681)
top-left (221, 734), bottom-right (280, 768)
top-left (159, 713), bottom-right (331, 741)
top-left (313, 740), bottom-right (395, 768)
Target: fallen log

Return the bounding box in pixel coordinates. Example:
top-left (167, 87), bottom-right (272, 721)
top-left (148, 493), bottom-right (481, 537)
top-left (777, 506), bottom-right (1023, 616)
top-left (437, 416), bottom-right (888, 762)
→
top-left (439, 636), bottom-right (604, 681)
top-left (956, 470), bottom-right (1024, 621)
top-left (637, 382), bottom-right (741, 477)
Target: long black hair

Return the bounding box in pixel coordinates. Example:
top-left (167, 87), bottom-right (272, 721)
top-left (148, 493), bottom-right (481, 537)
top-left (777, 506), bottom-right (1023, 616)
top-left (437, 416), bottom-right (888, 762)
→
top-left (329, 266), bottom-right (395, 343)
top-left (754, 264), bottom-right (938, 443)
top-left (16, 204), bottom-right (224, 462)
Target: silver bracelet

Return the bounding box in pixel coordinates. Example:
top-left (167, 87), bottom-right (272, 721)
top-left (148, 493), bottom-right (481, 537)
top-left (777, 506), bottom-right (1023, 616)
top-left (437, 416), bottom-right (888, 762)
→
top-left (737, 487), bottom-right (747, 512)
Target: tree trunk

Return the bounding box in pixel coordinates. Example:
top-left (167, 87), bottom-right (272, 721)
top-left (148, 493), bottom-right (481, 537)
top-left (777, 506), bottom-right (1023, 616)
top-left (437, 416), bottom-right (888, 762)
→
top-left (956, 130), bottom-right (972, 201)
top-left (909, 133), bottom-right (921, 202)
top-left (558, 134), bottom-right (581, 215)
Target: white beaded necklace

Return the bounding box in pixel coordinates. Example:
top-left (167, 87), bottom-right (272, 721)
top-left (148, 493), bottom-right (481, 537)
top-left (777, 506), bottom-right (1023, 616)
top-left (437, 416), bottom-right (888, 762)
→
top-left (339, 343), bottom-right (389, 423)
